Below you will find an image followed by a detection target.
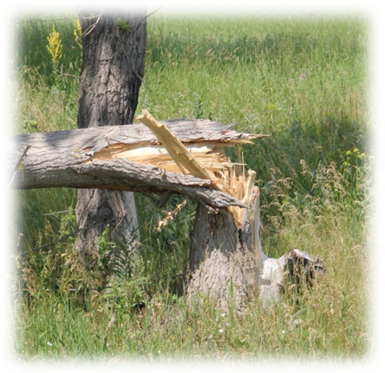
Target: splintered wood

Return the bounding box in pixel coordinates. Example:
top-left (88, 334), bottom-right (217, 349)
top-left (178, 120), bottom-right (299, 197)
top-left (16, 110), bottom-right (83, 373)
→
top-left (136, 110), bottom-right (260, 227)
top-left (89, 109), bottom-right (266, 227)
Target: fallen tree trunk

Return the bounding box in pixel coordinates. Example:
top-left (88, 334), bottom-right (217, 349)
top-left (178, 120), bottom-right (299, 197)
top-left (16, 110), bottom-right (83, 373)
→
top-left (9, 117), bottom-right (265, 208)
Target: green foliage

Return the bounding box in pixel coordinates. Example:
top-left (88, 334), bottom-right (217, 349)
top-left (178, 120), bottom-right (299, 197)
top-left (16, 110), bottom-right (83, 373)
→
top-left (117, 18), bottom-right (129, 31)
top-left (95, 226), bottom-right (117, 272)
top-left (14, 13), bottom-right (370, 360)
top-left (102, 273), bottom-right (148, 313)
top-left (22, 119), bottom-right (38, 131)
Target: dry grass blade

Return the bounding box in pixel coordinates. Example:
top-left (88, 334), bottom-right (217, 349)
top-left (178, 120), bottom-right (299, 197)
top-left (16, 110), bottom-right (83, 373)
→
top-left (155, 200), bottom-right (187, 232)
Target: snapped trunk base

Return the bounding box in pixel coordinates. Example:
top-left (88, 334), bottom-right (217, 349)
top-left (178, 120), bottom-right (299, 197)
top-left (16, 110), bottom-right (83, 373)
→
top-left (187, 189), bottom-right (326, 311)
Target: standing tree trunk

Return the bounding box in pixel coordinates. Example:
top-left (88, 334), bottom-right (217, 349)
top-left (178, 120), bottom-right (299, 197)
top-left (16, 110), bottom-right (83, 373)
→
top-left (75, 9), bottom-right (146, 267)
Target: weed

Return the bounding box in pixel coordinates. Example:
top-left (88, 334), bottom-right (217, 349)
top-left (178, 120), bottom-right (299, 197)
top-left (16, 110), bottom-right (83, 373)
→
top-left (46, 25), bottom-right (63, 68)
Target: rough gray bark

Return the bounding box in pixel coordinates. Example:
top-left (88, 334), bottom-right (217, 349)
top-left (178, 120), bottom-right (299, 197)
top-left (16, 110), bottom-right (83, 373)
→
top-left (187, 187), bottom-right (263, 311)
top-left (77, 9), bottom-right (146, 128)
top-left (76, 9), bottom-right (146, 266)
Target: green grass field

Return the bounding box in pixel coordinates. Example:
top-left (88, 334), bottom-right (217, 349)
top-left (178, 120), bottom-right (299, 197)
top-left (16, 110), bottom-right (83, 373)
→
top-left (13, 12), bottom-right (371, 361)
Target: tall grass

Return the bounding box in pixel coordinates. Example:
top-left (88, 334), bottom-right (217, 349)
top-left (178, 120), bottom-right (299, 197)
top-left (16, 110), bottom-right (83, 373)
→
top-left (13, 12), bottom-right (370, 360)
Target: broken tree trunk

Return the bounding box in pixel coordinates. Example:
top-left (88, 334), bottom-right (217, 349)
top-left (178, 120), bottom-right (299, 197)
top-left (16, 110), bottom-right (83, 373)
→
top-left (11, 110), bottom-right (325, 310)
top-left (9, 117), bottom-right (263, 209)
top-left (135, 111), bottom-right (325, 311)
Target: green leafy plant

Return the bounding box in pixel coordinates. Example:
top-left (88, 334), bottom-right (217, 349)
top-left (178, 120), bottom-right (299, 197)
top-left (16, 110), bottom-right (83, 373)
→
top-left (117, 18), bottom-right (129, 31)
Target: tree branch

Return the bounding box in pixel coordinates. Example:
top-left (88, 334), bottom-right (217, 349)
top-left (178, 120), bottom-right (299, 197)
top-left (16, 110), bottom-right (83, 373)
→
top-left (145, 7), bottom-right (163, 20)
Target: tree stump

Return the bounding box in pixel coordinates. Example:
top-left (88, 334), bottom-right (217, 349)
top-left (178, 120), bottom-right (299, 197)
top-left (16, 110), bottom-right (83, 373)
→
top-left (187, 185), bottom-right (326, 311)
top-left (188, 204), bottom-right (259, 310)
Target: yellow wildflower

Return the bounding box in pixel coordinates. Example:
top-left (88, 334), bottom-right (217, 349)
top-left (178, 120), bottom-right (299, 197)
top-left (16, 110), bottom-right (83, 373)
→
top-left (74, 19), bottom-right (82, 47)
top-left (47, 26), bottom-right (62, 67)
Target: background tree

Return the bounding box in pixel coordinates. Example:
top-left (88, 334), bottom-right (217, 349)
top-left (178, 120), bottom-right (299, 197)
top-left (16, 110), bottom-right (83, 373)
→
top-left (75, 8), bottom-right (146, 268)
